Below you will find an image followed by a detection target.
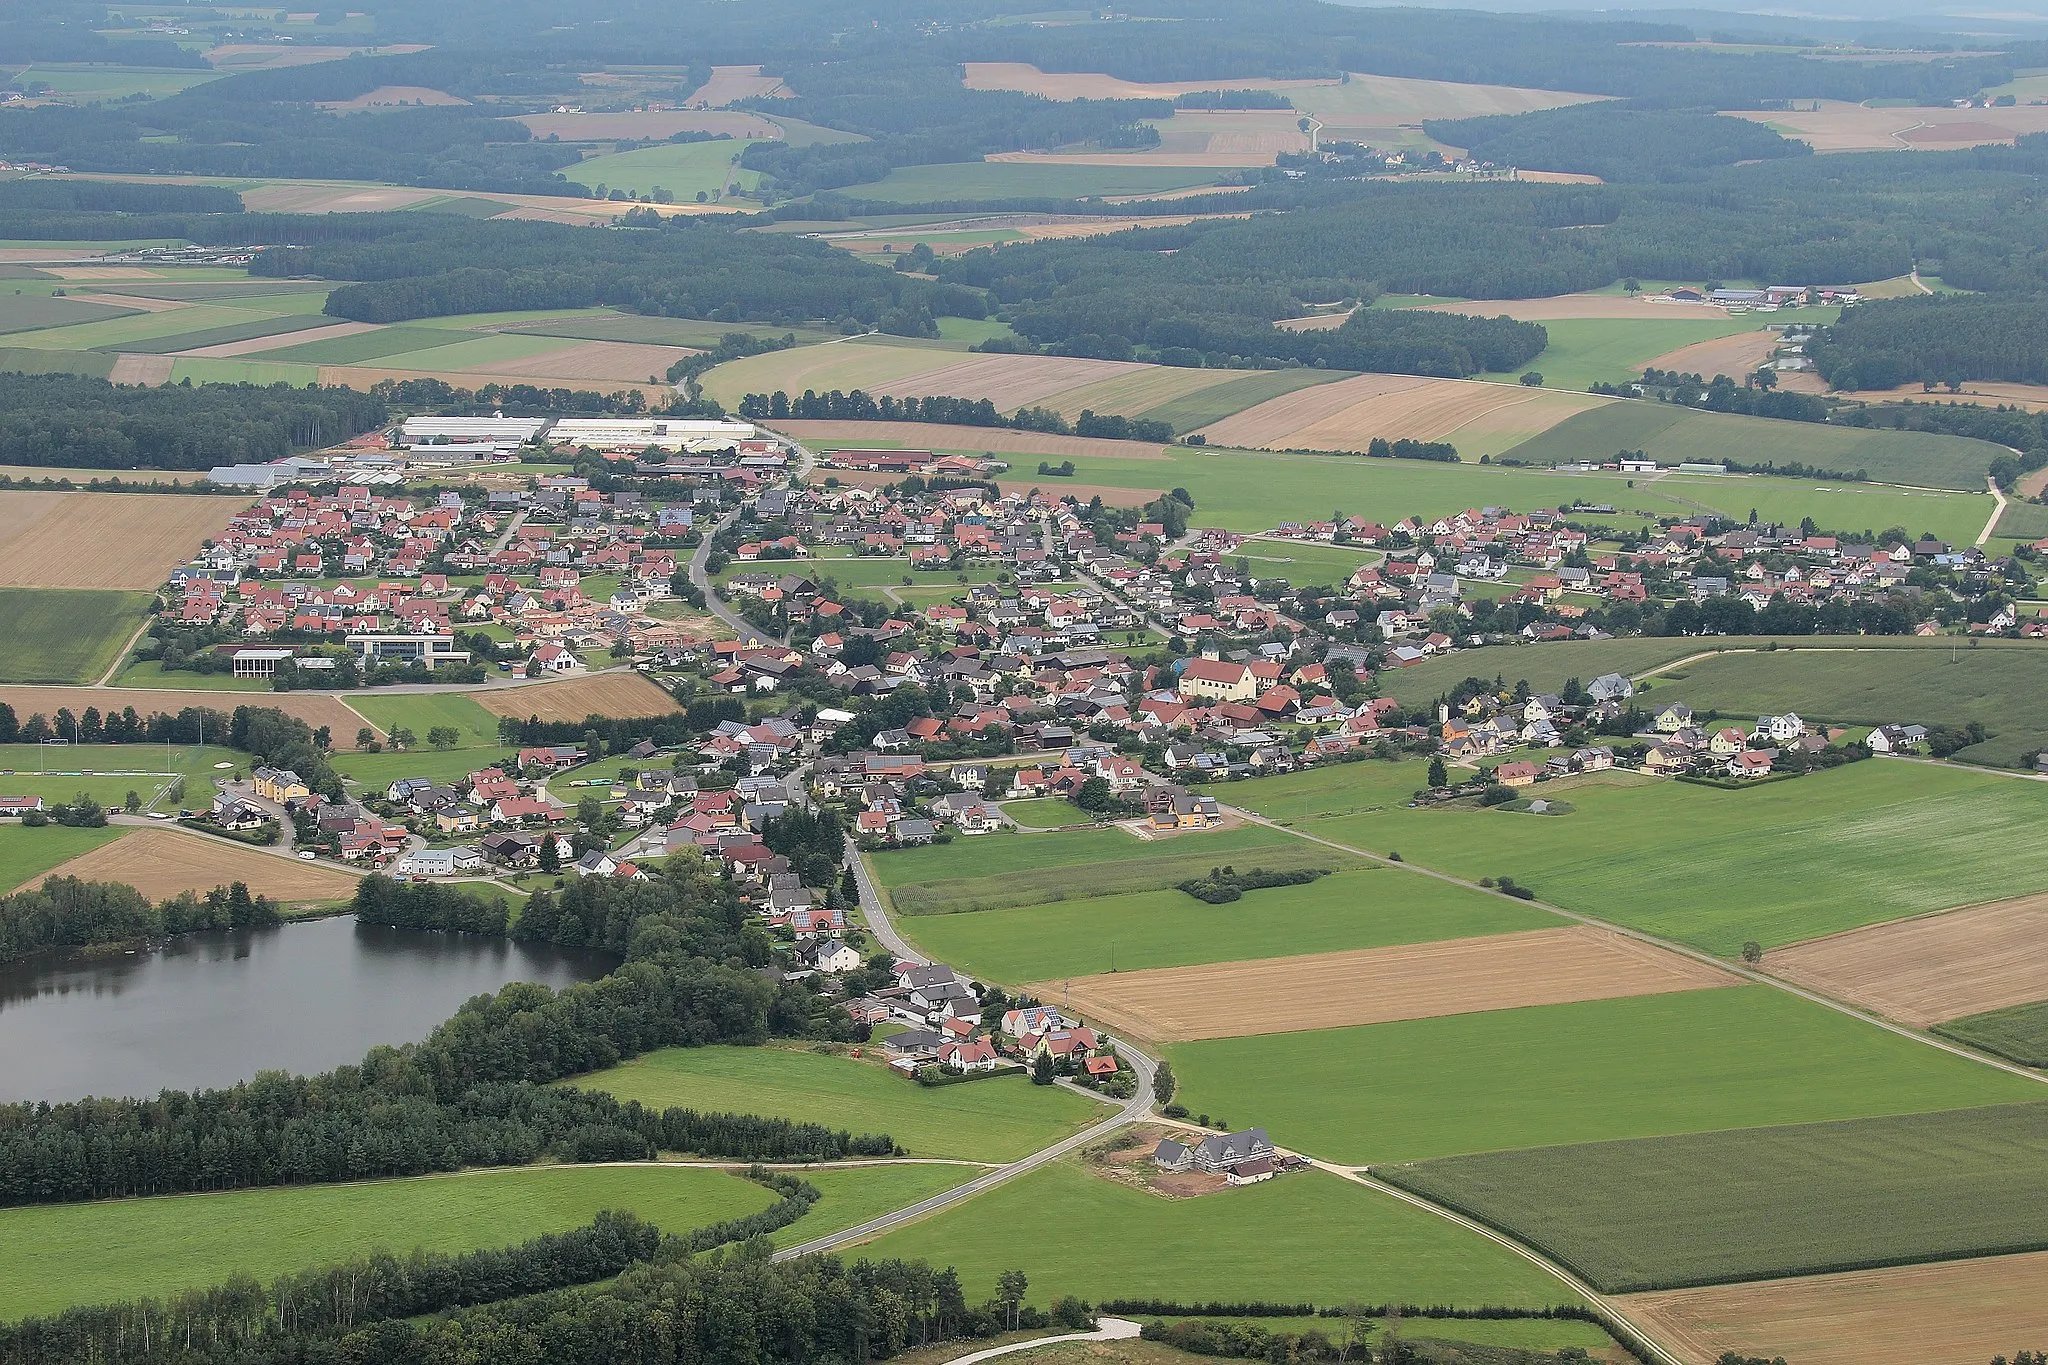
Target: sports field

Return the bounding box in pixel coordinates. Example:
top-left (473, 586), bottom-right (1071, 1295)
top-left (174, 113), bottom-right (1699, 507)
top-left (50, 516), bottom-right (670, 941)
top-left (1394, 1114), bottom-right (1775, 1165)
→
top-left (28, 827), bottom-right (359, 902)
top-left (1766, 893), bottom-right (2048, 1028)
top-left (0, 1164), bottom-right (780, 1320)
top-left (0, 492), bottom-right (248, 591)
top-left (852, 1159), bottom-right (1581, 1309)
top-left (1165, 985), bottom-right (2039, 1166)
top-left (472, 672), bottom-right (681, 723)
top-left (565, 1043), bottom-right (1108, 1162)
top-left (1379, 1100), bottom-right (2048, 1292)
top-left (896, 865), bottom-right (1554, 982)
top-left (0, 588), bottom-right (150, 684)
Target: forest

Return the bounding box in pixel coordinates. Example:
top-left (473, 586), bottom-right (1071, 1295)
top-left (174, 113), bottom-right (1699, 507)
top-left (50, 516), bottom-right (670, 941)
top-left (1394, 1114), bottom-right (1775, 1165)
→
top-left (0, 878), bottom-right (279, 964)
top-left (1809, 294), bottom-right (2048, 389)
top-left (1423, 105), bottom-right (1808, 183)
top-left (0, 373), bottom-right (385, 471)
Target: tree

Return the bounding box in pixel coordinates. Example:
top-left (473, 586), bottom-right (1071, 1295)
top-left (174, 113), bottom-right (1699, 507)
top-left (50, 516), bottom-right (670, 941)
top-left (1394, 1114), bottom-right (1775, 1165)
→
top-left (1031, 1053), bottom-right (1054, 1086)
top-left (1426, 756), bottom-right (1448, 788)
top-left (1519, 371), bottom-right (1543, 386)
top-left (1152, 1059), bottom-right (1175, 1105)
top-left (538, 836), bottom-right (560, 874)
top-left (583, 729), bottom-right (604, 761)
top-left (997, 1270), bottom-right (1029, 1330)
top-left (578, 795), bottom-right (606, 830)
top-left (427, 726), bottom-right (459, 750)
top-left (1741, 940), bottom-right (1763, 965)
top-left (1624, 278), bottom-right (1641, 295)
top-left (356, 726), bottom-right (376, 749)
top-left (1074, 776), bottom-right (1115, 813)
top-left (124, 790), bottom-right (140, 812)
top-left (390, 727), bottom-right (417, 750)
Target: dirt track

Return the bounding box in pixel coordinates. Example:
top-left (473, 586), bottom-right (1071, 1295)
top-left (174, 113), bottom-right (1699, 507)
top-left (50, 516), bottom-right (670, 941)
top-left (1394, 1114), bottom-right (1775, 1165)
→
top-left (28, 827), bottom-right (359, 902)
top-left (1619, 1250), bottom-right (2048, 1365)
top-left (1766, 892), bottom-right (2048, 1028)
top-left (0, 492), bottom-right (248, 590)
top-left (1040, 924), bottom-right (1737, 1042)
top-left (474, 672), bottom-right (680, 724)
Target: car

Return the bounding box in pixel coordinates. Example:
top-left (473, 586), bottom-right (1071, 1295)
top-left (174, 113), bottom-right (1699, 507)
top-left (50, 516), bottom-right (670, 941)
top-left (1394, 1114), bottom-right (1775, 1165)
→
top-left (297, 850), bottom-right (317, 860)
top-left (147, 811), bottom-right (171, 821)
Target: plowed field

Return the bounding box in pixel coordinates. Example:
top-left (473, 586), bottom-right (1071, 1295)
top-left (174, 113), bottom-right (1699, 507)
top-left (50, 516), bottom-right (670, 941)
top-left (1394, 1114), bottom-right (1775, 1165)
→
top-left (473, 672), bottom-right (680, 723)
top-left (0, 492), bottom-right (249, 589)
top-left (1766, 893), bottom-right (2048, 1027)
top-left (28, 827), bottom-right (359, 902)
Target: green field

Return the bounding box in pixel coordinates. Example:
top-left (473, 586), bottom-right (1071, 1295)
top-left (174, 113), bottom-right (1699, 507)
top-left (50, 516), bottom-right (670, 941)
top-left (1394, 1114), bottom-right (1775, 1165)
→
top-left (1377, 1101), bottom-right (2048, 1292)
top-left (1167, 986), bottom-right (2040, 1167)
top-left (1935, 1000), bottom-right (2048, 1068)
top-left (1995, 498), bottom-right (2048, 542)
top-left (346, 692), bottom-right (504, 748)
top-left (0, 346), bottom-right (113, 379)
top-left (1482, 316), bottom-right (1757, 393)
top-left (95, 312), bottom-right (340, 355)
top-left (0, 1164), bottom-right (781, 1320)
top-left (4, 303), bottom-right (265, 352)
top-left (1227, 538), bottom-right (1381, 586)
top-left (1237, 757), bottom-right (2048, 955)
top-left (899, 866), bottom-right (1557, 983)
top-left (1500, 400), bottom-right (2007, 490)
top-left (248, 324), bottom-right (465, 364)
top-left (0, 822), bottom-right (127, 892)
top-left (0, 588), bottom-right (150, 685)
top-left (85, 280), bottom-right (332, 302)
top-left (871, 824), bottom-right (1343, 916)
top-left (166, 358), bottom-right (320, 386)
top-left (498, 313), bottom-right (837, 348)
top-left (333, 331), bottom-right (567, 373)
top-left (565, 1043), bottom-right (1111, 1161)
top-left (16, 63), bottom-right (224, 99)
top-left (844, 161), bottom-right (1226, 204)
top-left (0, 294), bottom-right (140, 334)
top-left (1000, 796), bottom-right (1086, 829)
top-left (1137, 369), bottom-right (1351, 435)
top-left (769, 1162), bottom-right (978, 1248)
top-left (853, 1159), bottom-right (1579, 1308)
top-left (562, 139), bottom-right (762, 200)
top-left (330, 745), bottom-right (519, 790)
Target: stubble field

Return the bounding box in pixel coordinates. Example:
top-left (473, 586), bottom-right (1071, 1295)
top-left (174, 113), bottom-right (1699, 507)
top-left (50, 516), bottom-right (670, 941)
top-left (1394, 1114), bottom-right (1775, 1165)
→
top-left (1195, 374), bottom-right (1610, 457)
top-left (0, 492), bottom-right (248, 590)
top-left (0, 687), bottom-right (375, 747)
top-left (27, 827), bottom-right (360, 902)
top-left (1765, 893), bottom-right (2048, 1028)
top-left (472, 672), bottom-right (681, 724)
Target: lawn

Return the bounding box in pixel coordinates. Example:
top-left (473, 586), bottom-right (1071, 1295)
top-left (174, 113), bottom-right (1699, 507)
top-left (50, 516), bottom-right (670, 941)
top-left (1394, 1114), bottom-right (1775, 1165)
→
top-left (346, 692), bottom-right (504, 747)
top-left (561, 139), bottom-right (761, 200)
top-left (330, 745), bottom-right (519, 790)
top-left (1165, 986), bottom-right (2041, 1167)
top-left (853, 1160), bottom-right (1579, 1309)
top-left (1377, 1101), bottom-right (2048, 1292)
top-left (999, 796), bottom-right (1086, 829)
top-left (564, 1043), bottom-right (1111, 1162)
top-left (1264, 757), bottom-right (2048, 955)
top-left (0, 1164), bottom-right (780, 1321)
top-left (1934, 1000), bottom-right (2048, 1067)
top-left (0, 823), bottom-right (127, 893)
top-left (898, 866), bottom-right (1558, 983)
top-left (843, 161), bottom-right (1226, 203)
top-left (0, 589), bottom-right (150, 684)
top-left (1138, 370), bottom-right (1352, 435)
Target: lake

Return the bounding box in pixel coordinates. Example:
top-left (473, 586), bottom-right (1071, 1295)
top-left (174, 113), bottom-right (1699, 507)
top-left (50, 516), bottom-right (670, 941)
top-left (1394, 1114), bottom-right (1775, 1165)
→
top-left (0, 916), bottom-right (614, 1104)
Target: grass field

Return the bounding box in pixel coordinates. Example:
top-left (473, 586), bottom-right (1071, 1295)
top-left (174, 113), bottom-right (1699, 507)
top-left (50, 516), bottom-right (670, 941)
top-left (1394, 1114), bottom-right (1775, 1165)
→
top-left (854, 1159), bottom-right (1579, 1308)
top-left (870, 824), bottom-right (1340, 916)
top-left (897, 866), bottom-right (1557, 982)
top-left (1137, 370), bottom-right (1352, 434)
top-left (843, 162), bottom-right (1226, 203)
top-left (0, 347), bottom-right (113, 379)
top-left (0, 823), bottom-right (127, 894)
top-left (330, 745), bottom-right (519, 790)
top-left (564, 1044), bottom-right (1109, 1161)
top-left (0, 294), bottom-right (140, 335)
top-left (0, 1164), bottom-right (780, 1320)
top-left (1227, 538), bottom-right (1380, 586)
top-left (166, 358), bottom-right (320, 386)
top-left (335, 331), bottom-right (568, 373)
top-left (0, 588), bottom-right (149, 683)
top-left (1165, 985), bottom-right (2040, 1166)
top-left (345, 692), bottom-right (503, 748)
top-left (497, 313), bottom-right (839, 347)
top-left (93, 313), bottom-right (339, 355)
top-left (561, 139), bottom-right (761, 200)
top-left (1935, 1000), bottom-right (2048, 1067)
top-left (1484, 317), bottom-right (1756, 392)
top-left (769, 1162), bottom-right (978, 1248)
top-left (248, 324), bottom-right (459, 364)
top-left (15, 63), bottom-right (224, 99)
top-left (1377, 1101), bottom-right (2048, 1293)
top-left (0, 741), bottom-right (245, 812)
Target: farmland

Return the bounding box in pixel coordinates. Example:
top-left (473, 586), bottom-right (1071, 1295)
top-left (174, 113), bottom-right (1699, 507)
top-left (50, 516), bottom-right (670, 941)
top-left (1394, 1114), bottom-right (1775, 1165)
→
top-left (1195, 374), bottom-right (1611, 459)
top-left (1483, 317), bottom-right (1759, 392)
top-left (895, 865), bottom-right (1554, 982)
top-left (346, 693), bottom-right (505, 748)
top-left (1935, 1000), bottom-right (2048, 1068)
top-left (1765, 893), bottom-right (2048, 1029)
top-left (567, 1044), bottom-right (1108, 1162)
top-left (0, 589), bottom-right (151, 684)
top-left (0, 1164), bottom-right (781, 1320)
top-left (842, 161), bottom-right (1228, 203)
top-left (1164, 985), bottom-right (2039, 1166)
top-left (767, 1162), bottom-right (978, 1248)
top-left (851, 1159), bottom-right (1580, 1309)
top-left (559, 138), bottom-right (763, 200)
top-left (0, 823), bottom-right (127, 894)
top-left (1378, 1101), bottom-right (2048, 1292)
top-left (472, 672), bottom-right (682, 724)
top-left (0, 687), bottom-right (373, 747)
top-left (27, 827), bottom-right (360, 903)
top-left (0, 493), bottom-right (249, 591)
top-left (1729, 98), bottom-right (2048, 152)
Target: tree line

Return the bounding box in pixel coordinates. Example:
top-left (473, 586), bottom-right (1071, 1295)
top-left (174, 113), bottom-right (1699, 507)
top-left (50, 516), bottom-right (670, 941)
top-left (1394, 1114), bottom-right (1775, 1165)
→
top-left (0, 702), bottom-right (342, 800)
top-left (0, 878), bottom-right (278, 964)
top-left (1810, 294), bottom-right (2048, 390)
top-left (0, 373), bottom-right (385, 472)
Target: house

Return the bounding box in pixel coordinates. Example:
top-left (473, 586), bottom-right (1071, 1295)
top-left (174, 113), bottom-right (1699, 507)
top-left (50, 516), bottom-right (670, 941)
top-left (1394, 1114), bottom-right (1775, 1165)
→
top-left (571, 850), bottom-right (618, 877)
top-left (1225, 1157), bottom-right (1275, 1186)
top-left (1154, 1127), bottom-right (1274, 1173)
top-left (0, 796), bottom-right (44, 815)
top-left (882, 1027), bottom-right (945, 1060)
top-left (1708, 727), bottom-right (1747, 757)
top-left (936, 1037), bottom-right (1001, 1072)
top-left (1728, 749), bottom-right (1775, 779)
top-left (1177, 657), bottom-right (1258, 702)
top-left (1868, 723), bottom-right (1929, 754)
top-left (1586, 672), bottom-right (1634, 702)
top-left (806, 938), bottom-right (861, 974)
top-left (1493, 761), bottom-right (1539, 788)
top-left (253, 766), bottom-right (309, 803)
top-left (1754, 712), bottom-right (1805, 742)
top-left (1653, 704), bottom-right (1694, 733)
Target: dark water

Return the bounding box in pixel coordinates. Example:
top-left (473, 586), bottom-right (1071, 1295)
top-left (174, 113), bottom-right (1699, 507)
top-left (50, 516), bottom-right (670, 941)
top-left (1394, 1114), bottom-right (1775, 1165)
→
top-left (0, 917), bottom-right (614, 1104)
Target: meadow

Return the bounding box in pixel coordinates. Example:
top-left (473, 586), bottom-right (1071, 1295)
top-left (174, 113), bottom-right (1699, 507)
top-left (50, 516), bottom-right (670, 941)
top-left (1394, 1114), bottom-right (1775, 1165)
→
top-left (1481, 316), bottom-right (1757, 392)
top-left (851, 1159), bottom-right (1580, 1309)
top-left (346, 692), bottom-right (505, 748)
top-left (329, 745), bottom-right (520, 790)
top-left (897, 866), bottom-right (1557, 983)
top-left (1164, 985), bottom-right (2040, 1166)
top-left (1377, 1100), bottom-right (2048, 1292)
top-left (252, 324), bottom-right (467, 365)
top-left (768, 1162), bottom-right (979, 1248)
top-left (1225, 538), bottom-right (1381, 586)
top-left (0, 294), bottom-right (140, 335)
top-left (0, 588), bottom-right (150, 684)
top-left (560, 139), bottom-right (762, 200)
top-left (0, 1164), bottom-right (781, 1320)
top-left (102, 313), bottom-right (339, 355)
top-left (564, 1043), bottom-right (1110, 1161)
top-left (0, 823), bottom-right (127, 893)
top-left (1934, 1000), bottom-right (2048, 1068)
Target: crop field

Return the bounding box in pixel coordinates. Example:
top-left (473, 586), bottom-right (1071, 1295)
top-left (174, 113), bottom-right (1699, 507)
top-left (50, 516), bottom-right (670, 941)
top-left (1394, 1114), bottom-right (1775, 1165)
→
top-left (0, 588), bottom-right (150, 684)
top-left (0, 347), bottom-right (113, 379)
top-left (0, 493), bottom-right (248, 591)
top-left (1258, 758), bottom-right (2048, 956)
top-left (853, 1159), bottom-right (1580, 1309)
top-left (325, 331), bottom-right (570, 374)
top-left (560, 139), bottom-right (761, 199)
top-left (699, 341), bottom-right (994, 408)
top-left (29, 827), bottom-right (360, 903)
top-left (13, 63), bottom-right (224, 99)
top-left (102, 313), bottom-right (341, 355)
top-left (4, 303), bottom-right (267, 353)
top-left (1168, 985), bottom-right (2039, 1167)
top-left (789, 421), bottom-right (1167, 460)
top-left (246, 323), bottom-right (458, 364)
top-left (1619, 1249), bottom-right (2048, 1365)
top-left (1196, 373), bottom-right (1611, 459)
top-left (515, 109), bottom-right (782, 141)
top-left (0, 1164), bottom-right (780, 1320)
top-left (0, 294), bottom-right (140, 334)
top-left (1766, 893), bottom-right (2048, 1028)
top-left (472, 671), bottom-right (681, 723)
top-left (1499, 400), bottom-right (2006, 489)
top-left (0, 824), bottom-right (126, 894)
top-left (1137, 369), bottom-right (1352, 434)
top-left (870, 823), bottom-right (1340, 915)
top-left (1636, 328), bottom-right (1781, 382)
top-left (494, 313), bottom-right (839, 347)
top-left (346, 692), bottom-right (503, 748)
top-left (1379, 1101), bottom-right (2048, 1293)
top-left (1058, 925), bottom-right (1735, 1043)
top-left (567, 1043), bottom-right (1109, 1162)
top-left (1729, 98), bottom-right (2048, 152)
top-left (844, 161), bottom-right (1227, 203)
top-left (1478, 317), bottom-right (1758, 392)
top-left (866, 354), bottom-right (1156, 409)
top-left (169, 357), bottom-right (321, 386)
top-left (0, 686), bottom-right (371, 747)
top-left (1936, 1000), bottom-right (2048, 1068)
top-left (897, 865), bottom-right (1556, 982)
top-left (1021, 365), bottom-right (1247, 423)
top-left (685, 64), bottom-right (791, 106)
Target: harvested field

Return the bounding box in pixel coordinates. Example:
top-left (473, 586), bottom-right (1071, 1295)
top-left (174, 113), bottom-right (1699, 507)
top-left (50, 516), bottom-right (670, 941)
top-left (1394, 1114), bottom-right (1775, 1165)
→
top-left (473, 672), bottom-right (680, 723)
top-left (1013, 213), bottom-right (1250, 241)
top-left (1029, 366), bottom-right (1242, 422)
top-left (516, 110), bottom-right (780, 140)
top-left (0, 686), bottom-right (375, 747)
top-left (26, 827), bottom-right (358, 902)
top-left (107, 354), bottom-right (174, 385)
top-left (179, 322), bottom-right (376, 359)
top-left (204, 42), bottom-right (426, 70)
top-left (686, 65), bottom-right (789, 106)
top-left (986, 150), bottom-right (1288, 169)
top-left (0, 492), bottom-right (247, 590)
top-left (1639, 329), bottom-right (1779, 380)
top-left (962, 62), bottom-right (1343, 102)
top-left (866, 353), bottom-right (1149, 408)
top-left (40, 267), bottom-right (165, 281)
top-left (819, 469), bottom-right (1163, 506)
top-left (237, 184), bottom-right (445, 214)
top-left (1729, 99), bottom-right (2048, 152)
top-left (697, 342), bottom-right (974, 408)
top-left (448, 341), bottom-right (691, 382)
top-left (1041, 924), bottom-right (1735, 1043)
top-left (1275, 309), bottom-right (1358, 331)
top-left (1197, 373), bottom-right (1610, 458)
top-left (316, 85), bottom-right (467, 110)
top-left (1619, 1251), bottom-right (2048, 1365)
top-left (1783, 375), bottom-right (2048, 414)
top-left (1765, 893), bottom-right (2048, 1028)
top-left (1421, 295), bottom-right (1735, 321)
top-left (781, 420), bottom-right (1167, 460)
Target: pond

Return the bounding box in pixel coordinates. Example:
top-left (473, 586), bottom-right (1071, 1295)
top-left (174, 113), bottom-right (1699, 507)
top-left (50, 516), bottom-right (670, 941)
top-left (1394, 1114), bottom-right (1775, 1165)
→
top-left (0, 916), bottom-right (615, 1104)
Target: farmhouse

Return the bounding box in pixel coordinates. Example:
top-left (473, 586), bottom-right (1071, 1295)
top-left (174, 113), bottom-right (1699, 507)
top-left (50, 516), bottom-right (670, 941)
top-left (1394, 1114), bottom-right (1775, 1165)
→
top-left (1152, 1127), bottom-right (1276, 1174)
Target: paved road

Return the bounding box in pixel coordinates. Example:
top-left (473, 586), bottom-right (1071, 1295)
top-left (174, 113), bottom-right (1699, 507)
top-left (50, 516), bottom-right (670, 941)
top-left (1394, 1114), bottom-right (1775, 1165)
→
top-left (688, 507), bottom-right (777, 645)
top-left (933, 1318), bottom-right (1141, 1365)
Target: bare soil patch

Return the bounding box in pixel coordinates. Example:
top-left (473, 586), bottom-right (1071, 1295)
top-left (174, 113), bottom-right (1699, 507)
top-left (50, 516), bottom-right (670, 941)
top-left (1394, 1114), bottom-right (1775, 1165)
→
top-left (316, 85), bottom-right (468, 111)
top-left (1766, 892), bottom-right (2048, 1028)
top-left (451, 341), bottom-right (692, 383)
top-left (0, 492), bottom-right (247, 590)
top-left (181, 322), bottom-right (376, 359)
top-left (1084, 1125), bottom-right (1230, 1198)
top-left (1640, 330), bottom-right (1778, 380)
top-left (517, 110), bottom-right (780, 141)
top-left (107, 354), bottom-right (175, 385)
top-left (964, 62), bottom-right (1343, 102)
top-left (1275, 309), bottom-right (1358, 332)
top-left (1518, 170), bottom-right (1605, 184)
top-left (1618, 1250), bottom-right (2048, 1365)
top-left (867, 354), bottom-right (1149, 409)
top-left (782, 420), bottom-right (1167, 459)
top-left (686, 65), bottom-right (789, 107)
top-left (0, 686), bottom-right (375, 747)
top-left (26, 827), bottom-right (358, 903)
top-left (1041, 924), bottom-right (1736, 1042)
top-left (1784, 376), bottom-right (2048, 414)
top-left (473, 672), bottom-right (680, 724)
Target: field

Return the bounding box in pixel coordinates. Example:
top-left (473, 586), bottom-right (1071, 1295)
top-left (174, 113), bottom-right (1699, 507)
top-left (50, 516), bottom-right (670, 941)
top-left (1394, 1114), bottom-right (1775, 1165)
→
top-left (99, 313), bottom-right (341, 355)
top-left (566, 1043), bottom-right (1110, 1162)
top-left (0, 740), bottom-right (245, 812)
top-left (1729, 98), bottom-right (2048, 152)
top-left (13, 63), bottom-right (223, 99)
top-left (1637, 328), bottom-right (1782, 382)
top-left (1764, 893), bottom-right (2048, 1028)
top-left (898, 865), bottom-right (1554, 982)
top-left (788, 421), bottom-right (1166, 460)
top-left (27, 827), bottom-right (361, 902)
top-left (0, 823), bottom-right (127, 893)
top-left (1619, 1249), bottom-right (2048, 1365)
top-left (1195, 374), bottom-right (1611, 460)
top-left (330, 745), bottom-right (521, 791)
top-left (851, 1159), bottom-right (1580, 1309)
top-left (0, 1164), bottom-right (780, 1320)
top-left (767, 1162), bottom-right (978, 1249)
top-left (495, 313), bottom-right (839, 348)
top-left (842, 162), bottom-right (1227, 203)
top-left (1136, 369), bottom-right (1351, 434)
top-left (515, 110), bottom-right (781, 141)
top-left (1055, 925), bottom-right (1735, 1043)
top-left (1498, 400), bottom-right (2007, 490)
top-left (559, 139), bottom-right (761, 200)
top-left (1479, 317), bottom-right (1760, 392)
top-left (0, 686), bottom-right (374, 747)
top-left (0, 492), bottom-right (248, 590)
top-left (1227, 537), bottom-right (1380, 584)
top-left (472, 672), bottom-right (681, 723)
top-left (1236, 758), bottom-right (2048, 956)
top-left (1170, 985), bottom-right (2040, 1167)
top-left (0, 294), bottom-right (140, 334)
top-left (1936, 1000), bottom-right (2048, 1068)
top-left (1378, 1101), bottom-right (2048, 1292)
top-left (345, 692), bottom-right (504, 747)
top-left (701, 343), bottom-right (1153, 412)
top-left (0, 588), bottom-right (151, 684)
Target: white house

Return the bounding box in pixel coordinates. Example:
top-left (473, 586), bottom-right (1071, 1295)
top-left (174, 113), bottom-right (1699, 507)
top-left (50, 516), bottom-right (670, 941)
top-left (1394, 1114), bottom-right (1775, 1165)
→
top-left (1754, 712), bottom-right (1806, 742)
